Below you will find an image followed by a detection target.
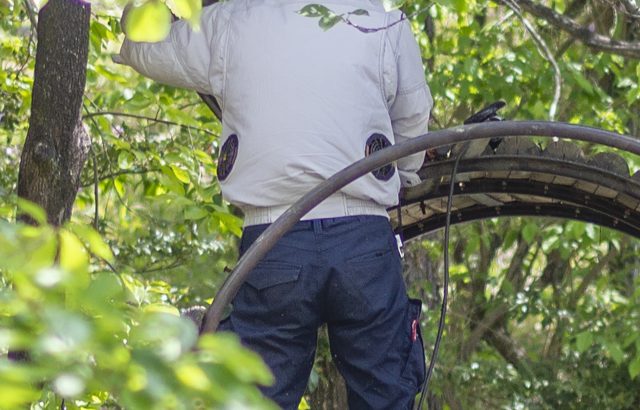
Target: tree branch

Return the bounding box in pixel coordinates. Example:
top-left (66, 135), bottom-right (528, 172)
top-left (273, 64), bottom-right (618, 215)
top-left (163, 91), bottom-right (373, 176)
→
top-left (568, 247), bottom-right (618, 309)
top-left (22, 0), bottom-right (38, 35)
top-left (501, 0), bottom-right (562, 119)
top-left (80, 167), bottom-right (158, 188)
top-left (82, 111), bottom-right (218, 137)
top-left (619, 0), bottom-right (640, 17)
top-left (462, 303), bottom-right (510, 359)
top-left (90, 146), bottom-right (99, 229)
top-left (484, 327), bottom-right (535, 379)
top-left (511, 0), bottom-right (640, 58)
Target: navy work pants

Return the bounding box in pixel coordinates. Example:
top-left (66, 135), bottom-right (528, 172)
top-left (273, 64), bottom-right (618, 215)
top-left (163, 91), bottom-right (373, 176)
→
top-left (219, 216), bottom-right (425, 409)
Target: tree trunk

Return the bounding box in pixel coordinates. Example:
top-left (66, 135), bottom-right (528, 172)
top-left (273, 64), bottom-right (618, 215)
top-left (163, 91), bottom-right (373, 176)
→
top-left (17, 0), bottom-right (91, 226)
top-left (10, 0), bottom-right (90, 363)
top-left (309, 358), bottom-right (348, 409)
top-left (309, 327), bottom-right (349, 408)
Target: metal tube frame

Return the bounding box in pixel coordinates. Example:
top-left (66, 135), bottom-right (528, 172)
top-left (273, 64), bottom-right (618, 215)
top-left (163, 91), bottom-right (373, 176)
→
top-left (200, 120), bottom-right (640, 334)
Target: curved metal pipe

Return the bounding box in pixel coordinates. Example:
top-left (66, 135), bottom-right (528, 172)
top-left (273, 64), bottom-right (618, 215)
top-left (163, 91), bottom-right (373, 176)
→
top-left (200, 120), bottom-right (640, 333)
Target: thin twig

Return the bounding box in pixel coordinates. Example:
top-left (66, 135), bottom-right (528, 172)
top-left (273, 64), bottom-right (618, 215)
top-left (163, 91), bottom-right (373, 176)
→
top-left (81, 102), bottom-right (167, 228)
top-left (614, 0), bottom-right (640, 17)
top-left (22, 0), bottom-right (38, 35)
top-left (137, 258), bottom-right (185, 274)
top-left (501, 0), bottom-right (562, 120)
top-left (13, 32), bottom-right (34, 79)
top-left (343, 12), bottom-right (408, 33)
top-left (90, 146), bottom-right (99, 229)
top-left (510, 0), bottom-right (640, 58)
top-left (80, 167), bottom-right (158, 188)
top-left (82, 111), bottom-right (218, 137)
top-left (342, 4), bottom-right (435, 33)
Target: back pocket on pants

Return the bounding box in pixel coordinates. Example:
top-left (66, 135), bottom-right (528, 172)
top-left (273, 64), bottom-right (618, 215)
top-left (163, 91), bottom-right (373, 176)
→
top-left (241, 261), bottom-right (303, 313)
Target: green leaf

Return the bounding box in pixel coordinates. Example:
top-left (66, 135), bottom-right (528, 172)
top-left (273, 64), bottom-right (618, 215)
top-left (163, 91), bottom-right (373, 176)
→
top-left (193, 149), bottom-right (214, 165)
top-left (214, 211), bottom-right (243, 237)
top-left (125, 2), bottom-right (172, 43)
top-left (170, 164), bottom-right (190, 184)
top-left (175, 362), bottom-right (211, 391)
top-left (629, 355), bottom-right (640, 379)
top-left (113, 177), bottom-right (125, 197)
top-left (198, 333), bottom-right (274, 385)
top-left (576, 331), bottom-right (593, 353)
top-left (319, 14), bottom-right (343, 31)
top-left (567, 221), bottom-right (586, 240)
top-left (382, 0), bottom-right (404, 12)
top-left (143, 303), bottom-right (181, 316)
top-left (350, 9), bottom-right (369, 16)
top-left (604, 341), bottom-right (625, 365)
top-left (17, 198), bottom-right (47, 225)
top-left (452, 0), bottom-right (467, 13)
top-left (166, 0), bottom-right (202, 26)
top-left (298, 4), bottom-right (330, 17)
top-left (298, 397), bottom-right (311, 410)
top-left (0, 384), bottom-right (40, 408)
top-left (159, 168), bottom-right (186, 196)
top-left (184, 205), bottom-right (208, 220)
top-left (68, 224), bottom-right (114, 262)
top-left (569, 66), bottom-right (595, 95)
top-left (59, 229), bottom-right (90, 277)
top-left (117, 150), bottom-right (135, 170)
top-left (522, 222), bottom-right (538, 244)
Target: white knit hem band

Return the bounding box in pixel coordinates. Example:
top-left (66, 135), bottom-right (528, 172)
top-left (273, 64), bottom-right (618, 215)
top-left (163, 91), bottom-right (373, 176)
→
top-left (240, 193), bottom-right (390, 226)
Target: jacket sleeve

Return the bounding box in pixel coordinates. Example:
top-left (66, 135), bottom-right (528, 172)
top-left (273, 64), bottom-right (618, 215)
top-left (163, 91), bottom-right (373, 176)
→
top-left (118, 5), bottom-right (223, 96)
top-left (389, 20), bottom-right (433, 188)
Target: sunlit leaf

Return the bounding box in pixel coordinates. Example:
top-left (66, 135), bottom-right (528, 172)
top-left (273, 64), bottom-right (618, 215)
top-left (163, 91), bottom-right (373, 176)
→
top-left (298, 397), bottom-right (311, 410)
top-left (69, 223), bottom-right (114, 262)
top-left (143, 303), bottom-right (181, 316)
top-left (166, 0), bottom-right (202, 27)
top-left (59, 229), bottom-right (89, 276)
top-left (381, 0), bottom-right (404, 12)
top-left (125, 2), bottom-right (172, 43)
top-left (16, 198), bottom-right (47, 225)
top-left (170, 164), bottom-right (191, 184)
top-left (175, 363), bottom-right (211, 390)
top-left (319, 13), bottom-right (343, 31)
top-left (298, 4), bottom-right (330, 17)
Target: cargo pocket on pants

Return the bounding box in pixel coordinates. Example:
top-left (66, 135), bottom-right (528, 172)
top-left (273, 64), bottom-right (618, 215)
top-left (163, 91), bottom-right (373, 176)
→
top-left (243, 261), bottom-right (302, 312)
top-left (400, 298), bottom-right (426, 393)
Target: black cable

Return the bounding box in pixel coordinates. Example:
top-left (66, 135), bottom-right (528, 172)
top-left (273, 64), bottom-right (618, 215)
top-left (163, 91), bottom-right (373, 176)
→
top-left (416, 102), bottom-right (505, 408)
top-left (415, 146), bottom-right (464, 409)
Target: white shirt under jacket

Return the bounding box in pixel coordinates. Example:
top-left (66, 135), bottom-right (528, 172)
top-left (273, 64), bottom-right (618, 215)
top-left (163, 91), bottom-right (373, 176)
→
top-left (119, 0), bottom-right (433, 226)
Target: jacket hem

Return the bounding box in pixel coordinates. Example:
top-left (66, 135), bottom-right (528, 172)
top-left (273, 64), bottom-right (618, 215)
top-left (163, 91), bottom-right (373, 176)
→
top-left (240, 193), bottom-right (389, 226)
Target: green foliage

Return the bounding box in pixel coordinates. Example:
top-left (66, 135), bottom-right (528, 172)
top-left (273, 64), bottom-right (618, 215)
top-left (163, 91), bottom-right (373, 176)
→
top-left (1, 0), bottom-right (274, 407)
top-left (410, 218), bottom-right (640, 408)
top-left (0, 219), bottom-right (275, 409)
top-left (124, 0), bottom-right (202, 42)
top-left (125, 2), bottom-right (172, 42)
top-left (2, 0), bottom-right (640, 408)
top-left (298, 4), bottom-right (377, 31)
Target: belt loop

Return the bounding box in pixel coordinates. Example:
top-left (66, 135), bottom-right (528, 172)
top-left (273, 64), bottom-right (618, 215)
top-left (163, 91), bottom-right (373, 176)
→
top-left (341, 193), bottom-right (348, 216)
top-left (313, 219), bottom-right (322, 234)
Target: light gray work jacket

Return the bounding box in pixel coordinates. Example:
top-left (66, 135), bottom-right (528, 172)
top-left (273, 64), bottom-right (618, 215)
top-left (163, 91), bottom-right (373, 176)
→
top-left (120, 0), bottom-right (433, 225)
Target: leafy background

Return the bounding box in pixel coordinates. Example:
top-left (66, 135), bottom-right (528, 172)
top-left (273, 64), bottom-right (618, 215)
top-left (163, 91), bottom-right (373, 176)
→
top-left (1, 0), bottom-right (640, 408)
